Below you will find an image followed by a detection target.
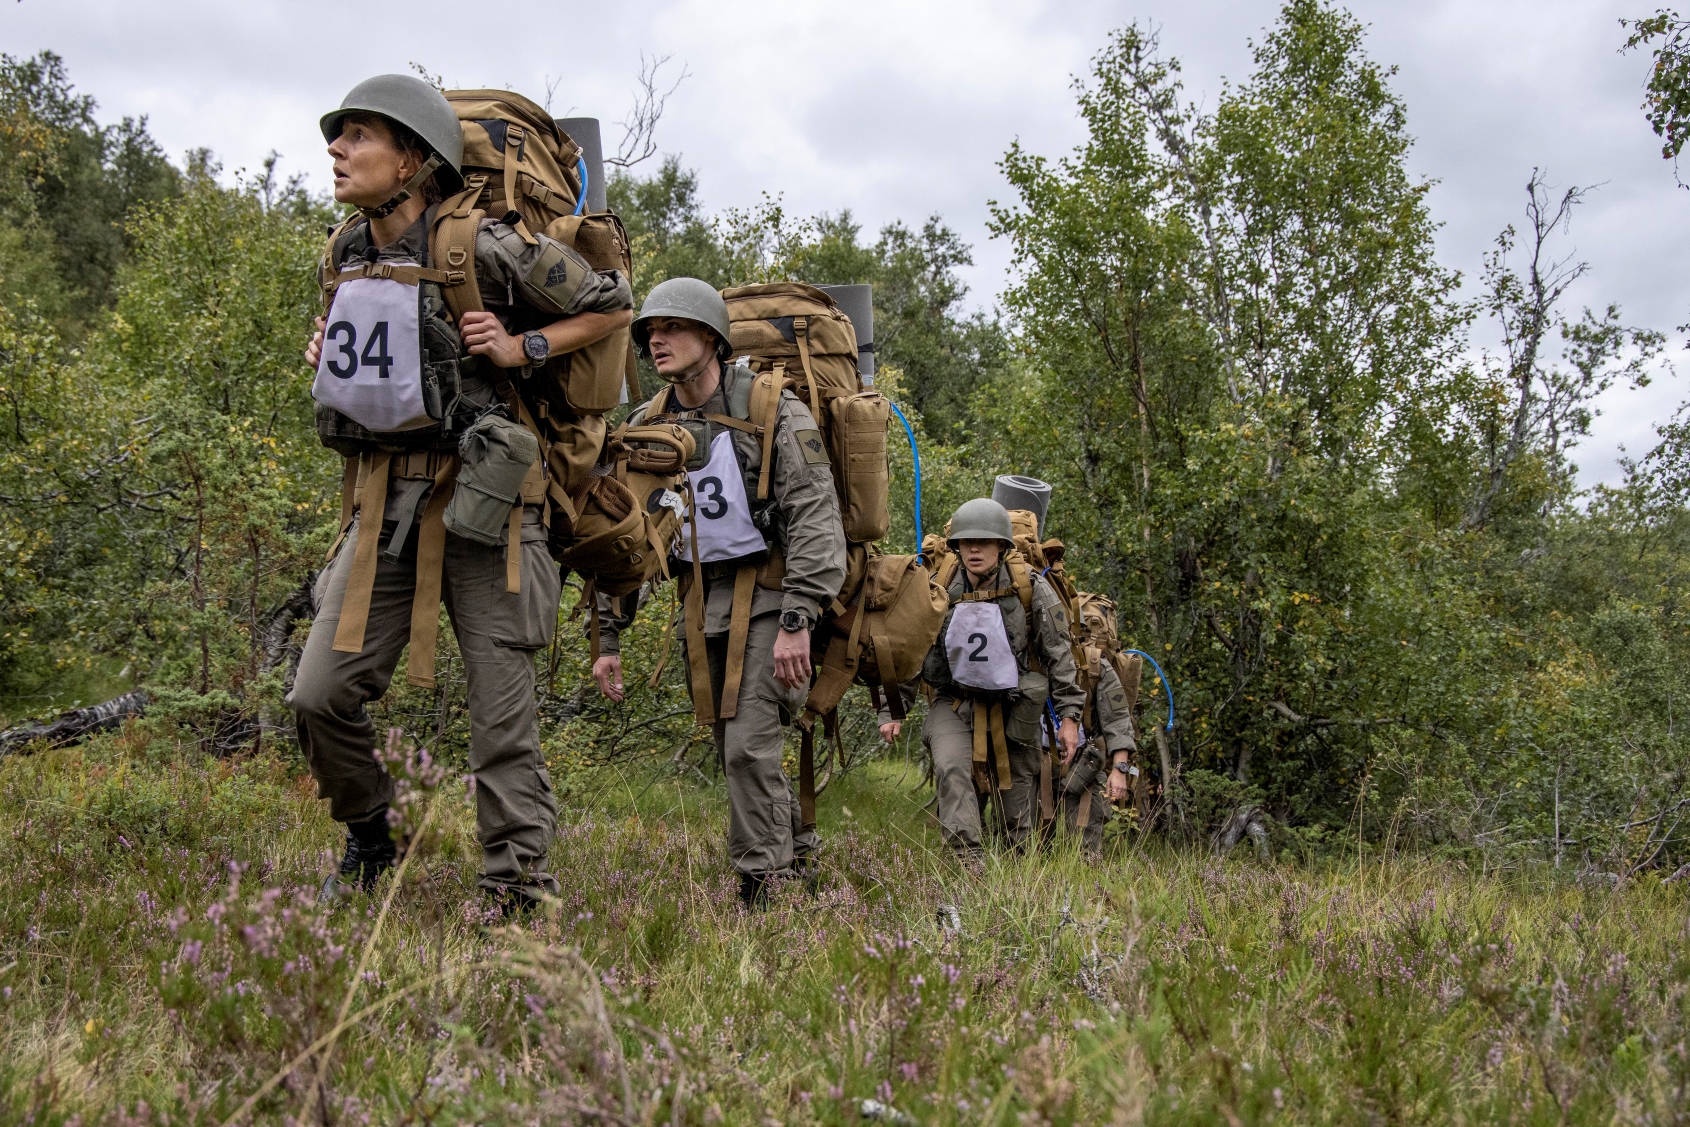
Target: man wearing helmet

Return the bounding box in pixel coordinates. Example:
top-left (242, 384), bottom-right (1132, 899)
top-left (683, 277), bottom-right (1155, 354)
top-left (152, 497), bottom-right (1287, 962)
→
top-left (882, 498), bottom-right (1085, 862)
top-left (591, 278), bottom-right (847, 909)
top-left (289, 75), bottom-right (632, 908)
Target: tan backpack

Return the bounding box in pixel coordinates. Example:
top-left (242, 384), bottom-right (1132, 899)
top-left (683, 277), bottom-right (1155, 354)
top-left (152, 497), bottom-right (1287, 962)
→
top-left (722, 283), bottom-right (890, 543)
top-left (1075, 590), bottom-right (1143, 717)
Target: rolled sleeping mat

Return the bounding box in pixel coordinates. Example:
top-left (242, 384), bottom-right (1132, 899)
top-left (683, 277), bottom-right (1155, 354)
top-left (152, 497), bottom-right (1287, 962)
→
top-left (554, 117), bottom-right (607, 213)
top-left (992, 474), bottom-right (1052, 536)
top-left (816, 283), bottom-right (875, 382)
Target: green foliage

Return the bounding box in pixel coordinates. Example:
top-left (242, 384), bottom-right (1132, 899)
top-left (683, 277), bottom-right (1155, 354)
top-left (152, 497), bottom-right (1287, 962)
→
top-left (0, 51), bottom-right (180, 334)
top-left (1624, 8), bottom-right (1690, 167)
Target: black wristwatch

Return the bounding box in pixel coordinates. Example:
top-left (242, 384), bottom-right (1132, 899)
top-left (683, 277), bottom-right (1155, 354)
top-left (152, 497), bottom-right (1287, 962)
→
top-left (1112, 759), bottom-right (1134, 775)
top-left (780, 608), bottom-right (811, 634)
top-left (522, 330), bottom-right (550, 364)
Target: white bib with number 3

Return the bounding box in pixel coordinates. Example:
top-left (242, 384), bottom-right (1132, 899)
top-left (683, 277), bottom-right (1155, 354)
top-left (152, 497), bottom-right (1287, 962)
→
top-left (678, 432), bottom-right (766, 562)
top-left (945, 600), bottom-right (1018, 691)
top-left (311, 274), bottom-right (429, 432)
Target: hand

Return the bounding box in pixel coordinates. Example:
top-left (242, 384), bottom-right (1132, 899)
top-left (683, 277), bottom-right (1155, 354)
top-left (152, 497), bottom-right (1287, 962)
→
top-left (593, 654), bottom-right (623, 702)
top-left (459, 311), bottom-right (526, 368)
top-left (772, 625), bottom-right (812, 689)
top-left (1058, 717), bottom-right (1079, 760)
top-left (1106, 761), bottom-right (1131, 803)
top-left (879, 721), bottom-right (902, 745)
top-left (305, 317), bottom-right (325, 367)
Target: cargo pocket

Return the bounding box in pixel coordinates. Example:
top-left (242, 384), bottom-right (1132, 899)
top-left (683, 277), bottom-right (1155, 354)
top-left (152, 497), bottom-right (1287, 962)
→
top-left (1005, 670), bottom-right (1049, 745)
top-left (488, 513), bottom-right (563, 651)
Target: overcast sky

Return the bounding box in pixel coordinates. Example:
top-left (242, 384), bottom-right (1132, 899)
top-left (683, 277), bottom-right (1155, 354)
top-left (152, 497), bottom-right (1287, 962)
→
top-left (5, 0), bottom-right (1683, 486)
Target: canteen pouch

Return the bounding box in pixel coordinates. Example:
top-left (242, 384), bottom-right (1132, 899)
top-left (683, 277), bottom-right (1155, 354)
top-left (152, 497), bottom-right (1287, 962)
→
top-left (1005, 669), bottom-right (1049, 745)
top-left (1063, 741), bottom-right (1105, 796)
top-left (443, 411), bottom-right (539, 546)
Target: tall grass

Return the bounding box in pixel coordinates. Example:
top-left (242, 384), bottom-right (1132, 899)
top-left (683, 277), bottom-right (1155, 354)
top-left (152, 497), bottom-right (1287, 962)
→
top-left (2, 722), bottom-right (1687, 1124)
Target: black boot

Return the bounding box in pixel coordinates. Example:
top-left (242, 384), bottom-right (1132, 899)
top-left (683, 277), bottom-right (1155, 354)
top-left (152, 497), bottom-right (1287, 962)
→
top-left (738, 872), bottom-right (770, 911)
top-left (319, 809), bottom-right (396, 902)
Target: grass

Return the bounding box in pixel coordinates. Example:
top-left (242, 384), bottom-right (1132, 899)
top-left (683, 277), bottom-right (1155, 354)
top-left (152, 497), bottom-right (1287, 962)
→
top-left (2, 720), bottom-right (1689, 1125)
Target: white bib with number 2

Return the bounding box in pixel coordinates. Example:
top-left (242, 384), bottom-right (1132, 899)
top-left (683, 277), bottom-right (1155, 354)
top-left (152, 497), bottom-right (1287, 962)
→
top-left (311, 273), bottom-right (428, 433)
top-left (677, 432), bottom-right (767, 562)
top-left (945, 600), bottom-right (1018, 691)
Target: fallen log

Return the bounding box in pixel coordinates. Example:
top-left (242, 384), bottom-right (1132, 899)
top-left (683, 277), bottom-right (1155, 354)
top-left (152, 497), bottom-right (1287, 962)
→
top-left (0, 689), bottom-right (149, 757)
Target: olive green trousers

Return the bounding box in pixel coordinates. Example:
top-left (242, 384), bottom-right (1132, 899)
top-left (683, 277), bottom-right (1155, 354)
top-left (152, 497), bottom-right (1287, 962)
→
top-left (923, 697), bottom-right (1043, 855)
top-left (288, 505), bottom-right (561, 895)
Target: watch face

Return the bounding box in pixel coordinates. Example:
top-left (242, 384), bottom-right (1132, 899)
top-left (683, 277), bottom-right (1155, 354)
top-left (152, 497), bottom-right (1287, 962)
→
top-left (524, 332), bottom-right (548, 361)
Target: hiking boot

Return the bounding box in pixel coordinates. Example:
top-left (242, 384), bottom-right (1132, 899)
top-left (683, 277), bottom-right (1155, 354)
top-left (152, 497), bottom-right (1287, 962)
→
top-left (738, 872), bottom-right (770, 911)
top-left (319, 809), bottom-right (396, 902)
top-left (486, 884), bottom-right (545, 919)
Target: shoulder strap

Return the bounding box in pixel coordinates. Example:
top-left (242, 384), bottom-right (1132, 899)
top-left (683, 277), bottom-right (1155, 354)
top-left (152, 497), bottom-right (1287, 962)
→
top-left (1008, 555), bottom-right (1034, 613)
top-left (319, 215), bottom-right (364, 312)
top-left (427, 179), bottom-right (489, 324)
top-left (746, 366), bottom-right (793, 500)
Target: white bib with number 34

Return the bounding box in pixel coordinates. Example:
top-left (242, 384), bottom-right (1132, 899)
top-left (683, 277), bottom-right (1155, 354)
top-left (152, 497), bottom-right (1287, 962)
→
top-left (945, 600), bottom-right (1019, 691)
top-left (677, 432), bottom-right (767, 562)
top-left (311, 273), bottom-right (429, 432)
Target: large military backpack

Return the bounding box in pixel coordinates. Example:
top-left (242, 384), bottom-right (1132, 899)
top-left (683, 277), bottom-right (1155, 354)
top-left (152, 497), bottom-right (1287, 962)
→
top-left (1075, 591), bottom-right (1143, 721)
top-left (722, 283), bottom-right (890, 543)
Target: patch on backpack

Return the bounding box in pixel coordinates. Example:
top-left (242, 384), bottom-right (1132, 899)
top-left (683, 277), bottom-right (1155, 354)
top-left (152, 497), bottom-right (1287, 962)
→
top-left (795, 428), bottom-right (829, 465)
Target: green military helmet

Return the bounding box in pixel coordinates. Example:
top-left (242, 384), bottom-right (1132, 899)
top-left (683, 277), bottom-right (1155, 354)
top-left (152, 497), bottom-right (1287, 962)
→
top-left (632, 277), bottom-right (735, 364)
top-left (946, 497), bottom-right (1014, 549)
top-left (321, 75), bottom-right (466, 201)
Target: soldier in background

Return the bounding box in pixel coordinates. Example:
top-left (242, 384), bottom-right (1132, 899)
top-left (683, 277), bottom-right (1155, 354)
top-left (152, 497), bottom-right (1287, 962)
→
top-left (591, 278), bottom-right (846, 909)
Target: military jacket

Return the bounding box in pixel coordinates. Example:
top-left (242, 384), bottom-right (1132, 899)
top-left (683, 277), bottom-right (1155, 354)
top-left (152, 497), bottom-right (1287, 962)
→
top-left (1089, 659), bottom-right (1137, 753)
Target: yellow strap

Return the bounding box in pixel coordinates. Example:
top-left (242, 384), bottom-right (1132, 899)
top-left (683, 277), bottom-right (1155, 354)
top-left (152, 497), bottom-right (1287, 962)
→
top-left (648, 585), bottom-right (677, 690)
top-left (682, 485), bottom-right (714, 725)
top-left (403, 457), bottom-right (459, 688)
top-left (716, 565), bottom-right (759, 721)
top-left (328, 454), bottom-right (360, 561)
top-left (331, 453), bottom-right (391, 654)
top-left (989, 703), bottom-right (1012, 792)
top-left (755, 370), bottom-right (782, 501)
top-left (505, 504), bottom-right (522, 594)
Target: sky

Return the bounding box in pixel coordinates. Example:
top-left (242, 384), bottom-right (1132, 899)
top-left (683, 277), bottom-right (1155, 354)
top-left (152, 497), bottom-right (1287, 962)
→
top-left (4, 0), bottom-right (1684, 486)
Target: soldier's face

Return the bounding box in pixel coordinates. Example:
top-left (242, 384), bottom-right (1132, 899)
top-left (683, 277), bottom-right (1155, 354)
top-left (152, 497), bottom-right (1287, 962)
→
top-left (959, 539), bottom-right (1003, 579)
top-left (328, 116), bottom-right (418, 208)
top-left (645, 319), bottom-right (717, 380)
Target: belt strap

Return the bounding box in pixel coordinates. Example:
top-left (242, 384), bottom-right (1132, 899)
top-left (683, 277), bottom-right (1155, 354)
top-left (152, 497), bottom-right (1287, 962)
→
top-left (331, 452), bottom-right (391, 654)
top-left (970, 700), bottom-right (1012, 793)
top-left (329, 455), bottom-right (359, 560)
top-left (717, 564), bottom-right (758, 722)
top-left (382, 478), bottom-right (433, 563)
top-left (404, 456), bottom-right (459, 687)
top-left (799, 725), bottom-right (817, 831)
top-left (683, 483), bottom-right (714, 725)
top-left (1039, 747), bottom-right (1055, 827)
top-left (1076, 788), bottom-right (1092, 829)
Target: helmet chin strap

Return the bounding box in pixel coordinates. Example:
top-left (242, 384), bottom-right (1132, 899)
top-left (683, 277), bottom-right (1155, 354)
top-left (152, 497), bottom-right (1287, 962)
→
top-left (358, 153), bottom-right (443, 220)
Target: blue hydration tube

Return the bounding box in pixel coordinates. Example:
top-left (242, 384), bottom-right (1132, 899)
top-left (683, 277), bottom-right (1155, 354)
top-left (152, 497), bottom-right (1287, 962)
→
top-left (1123, 649), bottom-right (1175, 732)
top-left (573, 157), bottom-right (588, 216)
top-left (887, 399), bottom-right (923, 546)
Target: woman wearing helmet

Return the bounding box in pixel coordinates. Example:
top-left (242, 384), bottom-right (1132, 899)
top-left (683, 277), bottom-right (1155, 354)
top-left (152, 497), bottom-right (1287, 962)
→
top-left (290, 75), bottom-right (632, 911)
top-left (883, 498), bottom-right (1085, 865)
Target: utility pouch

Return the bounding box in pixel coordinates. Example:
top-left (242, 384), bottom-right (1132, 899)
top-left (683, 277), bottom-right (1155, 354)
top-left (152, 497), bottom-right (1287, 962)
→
top-left (1063, 741), bottom-right (1105, 796)
top-left (443, 410), bottom-right (539, 545)
top-left (1005, 669), bottom-right (1049, 745)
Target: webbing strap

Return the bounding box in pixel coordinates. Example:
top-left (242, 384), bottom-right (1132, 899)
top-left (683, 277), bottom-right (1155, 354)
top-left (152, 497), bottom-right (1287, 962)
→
top-left (703, 412), bottom-right (761, 436)
top-left (648, 585), bottom-right (677, 690)
top-left (969, 701), bottom-right (1012, 793)
top-left (502, 126), bottom-right (537, 245)
top-left (683, 485), bottom-right (714, 725)
top-left (329, 455), bottom-right (359, 561)
top-left (403, 456), bottom-right (459, 688)
top-left (427, 184), bottom-right (486, 325)
top-left (322, 260), bottom-right (463, 301)
top-left (717, 565), bottom-right (758, 722)
top-left (799, 725), bottom-right (817, 831)
top-left (505, 505), bottom-right (522, 594)
top-left (955, 586), bottom-right (1016, 604)
top-left (756, 367), bottom-right (783, 500)
top-left (331, 453), bottom-right (391, 655)
top-left (1039, 749), bottom-right (1055, 826)
top-left (582, 576), bottom-right (600, 665)
top-left (1076, 788), bottom-right (1092, 829)
top-left (870, 631), bottom-right (905, 720)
